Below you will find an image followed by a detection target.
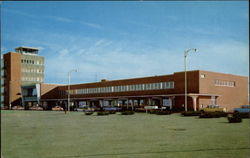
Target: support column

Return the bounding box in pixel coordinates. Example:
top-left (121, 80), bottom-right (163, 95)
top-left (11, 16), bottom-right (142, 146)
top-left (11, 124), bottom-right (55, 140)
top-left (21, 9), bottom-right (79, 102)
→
top-left (148, 98), bottom-right (151, 106)
top-left (191, 96), bottom-right (198, 111)
top-left (160, 98), bottom-right (163, 107)
top-left (211, 96), bottom-right (216, 105)
top-left (127, 98), bottom-right (129, 110)
top-left (131, 99), bottom-right (134, 111)
top-left (169, 97), bottom-right (174, 110)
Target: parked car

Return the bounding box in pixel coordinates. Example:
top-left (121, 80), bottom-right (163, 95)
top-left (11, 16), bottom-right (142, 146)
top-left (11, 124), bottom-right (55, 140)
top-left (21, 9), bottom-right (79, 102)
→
top-left (30, 106), bottom-right (43, 111)
top-left (103, 107), bottom-right (121, 111)
top-left (200, 104), bottom-right (226, 112)
top-left (1, 106), bottom-right (9, 110)
top-left (92, 106), bottom-right (101, 111)
top-left (83, 107), bottom-right (95, 112)
top-left (75, 108), bottom-right (84, 112)
top-left (12, 106), bottom-right (24, 110)
top-left (144, 106), bottom-right (159, 113)
top-left (135, 107), bottom-right (146, 112)
top-left (52, 106), bottom-right (64, 111)
top-left (234, 105), bottom-right (250, 113)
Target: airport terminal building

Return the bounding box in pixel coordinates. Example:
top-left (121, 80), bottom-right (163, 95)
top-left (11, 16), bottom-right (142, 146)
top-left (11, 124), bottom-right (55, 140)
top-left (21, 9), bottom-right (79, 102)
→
top-left (2, 47), bottom-right (44, 109)
top-left (1, 47), bottom-right (248, 111)
top-left (39, 70), bottom-right (248, 111)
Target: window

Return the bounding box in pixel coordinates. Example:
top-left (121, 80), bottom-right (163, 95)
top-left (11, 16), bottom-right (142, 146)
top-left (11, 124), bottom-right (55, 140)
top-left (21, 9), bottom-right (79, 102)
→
top-left (214, 79), bottom-right (235, 87)
top-left (135, 84), bottom-right (142, 91)
top-left (121, 85), bottom-right (126, 92)
top-left (128, 85), bottom-right (133, 91)
top-left (100, 87), bottom-right (104, 93)
top-left (160, 82), bottom-right (163, 89)
top-left (76, 89), bottom-right (80, 94)
top-left (72, 81), bottom-right (176, 95)
top-left (151, 83), bottom-right (156, 89)
top-left (155, 83), bottom-right (160, 89)
top-left (201, 74), bottom-right (205, 78)
top-left (114, 86), bottom-right (118, 92)
top-left (170, 82), bottom-right (174, 88)
top-left (145, 83), bottom-right (150, 90)
top-left (162, 82), bottom-right (167, 89)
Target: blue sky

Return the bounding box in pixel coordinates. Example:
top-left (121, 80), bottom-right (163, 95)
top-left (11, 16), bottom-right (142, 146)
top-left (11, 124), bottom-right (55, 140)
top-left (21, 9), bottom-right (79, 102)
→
top-left (1, 1), bottom-right (249, 84)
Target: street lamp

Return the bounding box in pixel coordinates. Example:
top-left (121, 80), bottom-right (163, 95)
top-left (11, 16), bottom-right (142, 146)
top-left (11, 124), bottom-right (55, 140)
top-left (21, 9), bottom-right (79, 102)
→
top-left (68, 69), bottom-right (77, 112)
top-left (184, 48), bottom-right (197, 112)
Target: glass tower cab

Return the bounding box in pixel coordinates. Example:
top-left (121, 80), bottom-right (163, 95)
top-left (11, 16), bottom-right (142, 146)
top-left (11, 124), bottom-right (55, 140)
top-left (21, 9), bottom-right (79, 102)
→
top-left (15, 46), bottom-right (39, 55)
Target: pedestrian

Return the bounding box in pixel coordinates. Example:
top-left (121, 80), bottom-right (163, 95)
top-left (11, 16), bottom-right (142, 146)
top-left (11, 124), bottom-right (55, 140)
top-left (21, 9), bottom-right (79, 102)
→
top-left (63, 105), bottom-right (67, 114)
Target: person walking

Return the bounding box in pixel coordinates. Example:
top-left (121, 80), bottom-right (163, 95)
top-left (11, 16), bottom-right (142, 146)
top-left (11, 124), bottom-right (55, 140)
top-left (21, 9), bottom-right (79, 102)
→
top-left (63, 104), bottom-right (67, 114)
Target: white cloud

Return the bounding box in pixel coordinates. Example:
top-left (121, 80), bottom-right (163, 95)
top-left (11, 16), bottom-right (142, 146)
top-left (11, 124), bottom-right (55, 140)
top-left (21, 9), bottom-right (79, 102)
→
top-left (3, 8), bottom-right (101, 30)
top-left (80, 21), bottom-right (102, 29)
top-left (47, 16), bottom-right (73, 23)
top-left (3, 28), bottom-right (248, 84)
top-left (189, 39), bottom-right (249, 76)
top-left (58, 49), bottom-right (70, 58)
top-left (44, 39), bottom-right (183, 84)
top-left (9, 32), bottom-right (247, 84)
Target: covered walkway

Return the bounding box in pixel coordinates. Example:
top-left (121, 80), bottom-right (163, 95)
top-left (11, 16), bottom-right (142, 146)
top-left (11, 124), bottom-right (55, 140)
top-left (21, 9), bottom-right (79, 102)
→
top-left (40, 93), bottom-right (220, 111)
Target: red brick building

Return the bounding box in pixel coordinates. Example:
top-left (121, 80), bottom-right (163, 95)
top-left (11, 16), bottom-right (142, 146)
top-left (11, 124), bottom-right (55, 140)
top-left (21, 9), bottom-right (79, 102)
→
top-left (2, 47), bottom-right (44, 109)
top-left (3, 47), bottom-right (247, 111)
top-left (40, 70), bottom-right (248, 111)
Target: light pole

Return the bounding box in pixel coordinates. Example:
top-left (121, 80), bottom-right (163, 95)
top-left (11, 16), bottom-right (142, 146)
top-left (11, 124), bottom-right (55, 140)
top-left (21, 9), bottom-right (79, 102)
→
top-left (68, 69), bottom-right (77, 112)
top-left (184, 48), bottom-right (197, 112)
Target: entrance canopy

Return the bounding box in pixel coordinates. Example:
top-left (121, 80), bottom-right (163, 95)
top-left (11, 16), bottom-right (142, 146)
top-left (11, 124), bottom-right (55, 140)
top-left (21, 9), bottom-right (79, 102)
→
top-left (40, 93), bottom-right (220, 101)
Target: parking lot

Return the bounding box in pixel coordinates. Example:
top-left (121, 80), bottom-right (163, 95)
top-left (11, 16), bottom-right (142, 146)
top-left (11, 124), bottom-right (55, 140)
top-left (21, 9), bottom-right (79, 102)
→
top-left (1, 110), bottom-right (249, 158)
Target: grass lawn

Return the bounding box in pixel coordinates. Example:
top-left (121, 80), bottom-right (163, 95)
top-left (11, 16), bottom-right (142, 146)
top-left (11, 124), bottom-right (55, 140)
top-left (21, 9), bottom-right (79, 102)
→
top-left (1, 110), bottom-right (249, 158)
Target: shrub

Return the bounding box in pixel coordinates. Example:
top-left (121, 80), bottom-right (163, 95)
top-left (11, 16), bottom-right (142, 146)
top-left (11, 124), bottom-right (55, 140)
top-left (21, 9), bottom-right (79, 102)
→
top-left (108, 111), bottom-right (116, 114)
top-left (121, 111), bottom-right (135, 115)
top-left (156, 111), bottom-right (171, 115)
top-left (215, 111), bottom-right (228, 117)
top-left (148, 110), bottom-right (158, 114)
top-left (85, 112), bottom-right (94, 115)
top-left (181, 111), bottom-right (200, 116)
top-left (238, 113), bottom-right (250, 119)
top-left (228, 113), bottom-right (242, 123)
top-left (199, 111), bottom-right (227, 118)
top-left (172, 107), bottom-right (184, 112)
top-left (199, 112), bottom-right (214, 118)
top-left (135, 108), bottom-right (146, 112)
top-left (97, 111), bottom-right (109, 116)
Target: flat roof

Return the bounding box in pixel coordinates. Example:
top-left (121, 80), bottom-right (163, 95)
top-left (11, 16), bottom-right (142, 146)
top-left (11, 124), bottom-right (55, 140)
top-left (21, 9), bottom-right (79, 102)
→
top-left (15, 46), bottom-right (39, 51)
top-left (67, 74), bottom-right (173, 87)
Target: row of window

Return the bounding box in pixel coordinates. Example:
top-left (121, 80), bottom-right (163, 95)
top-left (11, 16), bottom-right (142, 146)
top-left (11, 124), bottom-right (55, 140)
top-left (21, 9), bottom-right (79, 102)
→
top-left (214, 80), bottom-right (235, 87)
top-left (21, 68), bottom-right (44, 73)
top-left (21, 59), bottom-right (43, 65)
top-left (21, 77), bottom-right (44, 82)
top-left (67, 82), bottom-right (174, 95)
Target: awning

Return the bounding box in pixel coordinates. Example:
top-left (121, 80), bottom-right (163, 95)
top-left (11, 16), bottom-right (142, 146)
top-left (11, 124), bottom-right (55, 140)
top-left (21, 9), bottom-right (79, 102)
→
top-left (40, 93), bottom-right (221, 101)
